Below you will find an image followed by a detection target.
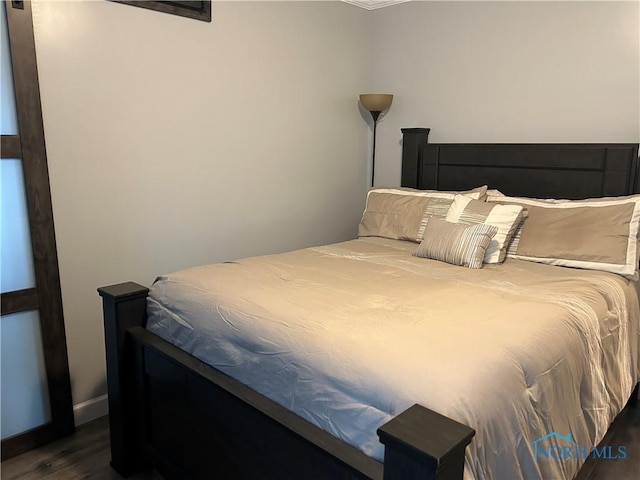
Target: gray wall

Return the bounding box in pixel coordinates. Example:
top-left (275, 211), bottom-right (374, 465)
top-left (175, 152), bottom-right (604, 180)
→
top-left (32, 0), bottom-right (370, 410)
top-left (369, 0), bottom-right (640, 186)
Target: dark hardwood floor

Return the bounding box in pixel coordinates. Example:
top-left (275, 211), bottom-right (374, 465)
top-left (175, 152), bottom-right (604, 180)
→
top-left (0, 416), bottom-right (162, 480)
top-left (1, 401), bottom-right (638, 479)
top-left (574, 395), bottom-right (640, 480)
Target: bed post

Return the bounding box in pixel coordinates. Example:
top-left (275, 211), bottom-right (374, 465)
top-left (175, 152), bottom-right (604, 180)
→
top-left (98, 282), bottom-right (150, 477)
top-left (378, 404), bottom-right (475, 480)
top-left (401, 127), bottom-right (430, 189)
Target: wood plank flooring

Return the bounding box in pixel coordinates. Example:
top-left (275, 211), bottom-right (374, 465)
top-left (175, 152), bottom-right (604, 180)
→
top-left (1, 416), bottom-right (161, 480)
top-left (575, 396), bottom-right (640, 480)
top-left (2, 402), bottom-right (639, 479)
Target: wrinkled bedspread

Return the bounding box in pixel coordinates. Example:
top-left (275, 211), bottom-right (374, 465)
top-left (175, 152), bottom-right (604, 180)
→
top-left (146, 237), bottom-right (640, 480)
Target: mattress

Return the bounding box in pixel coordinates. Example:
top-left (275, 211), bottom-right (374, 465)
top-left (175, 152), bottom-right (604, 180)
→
top-left (146, 237), bottom-right (640, 480)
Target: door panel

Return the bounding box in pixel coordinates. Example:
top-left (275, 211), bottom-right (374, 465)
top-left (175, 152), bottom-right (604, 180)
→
top-left (1, 310), bottom-right (52, 440)
top-left (0, 2), bottom-right (17, 134)
top-left (1, 158), bottom-right (37, 293)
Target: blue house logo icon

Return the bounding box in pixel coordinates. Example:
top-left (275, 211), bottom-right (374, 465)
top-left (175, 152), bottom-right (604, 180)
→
top-left (531, 433), bottom-right (582, 461)
top-left (531, 432), bottom-right (626, 462)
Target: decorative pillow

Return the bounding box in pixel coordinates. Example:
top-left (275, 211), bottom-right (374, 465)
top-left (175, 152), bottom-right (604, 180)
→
top-left (487, 195), bottom-right (640, 279)
top-left (358, 186), bottom-right (487, 242)
top-left (413, 219), bottom-right (498, 269)
top-left (445, 195), bottom-right (525, 263)
top-left (505, 210), bottom-right (529, 256)
top-left (486, 189), bottom-right (505, 198)
top-left (395, 185), bottom-right (489, 201)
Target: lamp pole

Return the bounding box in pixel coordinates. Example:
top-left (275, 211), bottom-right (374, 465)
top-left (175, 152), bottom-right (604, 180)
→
top-left (369, 110), bottom-right (382, 188)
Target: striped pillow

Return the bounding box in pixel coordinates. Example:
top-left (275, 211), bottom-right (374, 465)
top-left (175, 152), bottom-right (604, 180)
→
top-left (445, 195), bottom-right (524, 264)
top-left (413, 219), bottom-right (498, 269)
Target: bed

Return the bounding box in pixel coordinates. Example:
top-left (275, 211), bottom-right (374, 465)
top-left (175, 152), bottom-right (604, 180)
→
top-left (99, 129), bottom-right (640, 480)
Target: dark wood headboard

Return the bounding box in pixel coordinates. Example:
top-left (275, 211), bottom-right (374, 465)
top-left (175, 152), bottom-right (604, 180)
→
top-left (401, 128), bottom-right (640, 199)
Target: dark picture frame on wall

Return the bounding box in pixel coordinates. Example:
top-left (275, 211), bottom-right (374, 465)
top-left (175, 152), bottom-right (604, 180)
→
top-left (111, 1), bottom-right (211, 22)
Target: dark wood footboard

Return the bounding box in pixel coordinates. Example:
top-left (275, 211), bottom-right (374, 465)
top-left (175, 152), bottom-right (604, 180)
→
top-left (99, 282), bottom-right (475, 480)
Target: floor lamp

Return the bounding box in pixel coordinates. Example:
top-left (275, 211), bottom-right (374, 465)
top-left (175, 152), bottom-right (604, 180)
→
top-left (359, 93), bottom-right (393, 187)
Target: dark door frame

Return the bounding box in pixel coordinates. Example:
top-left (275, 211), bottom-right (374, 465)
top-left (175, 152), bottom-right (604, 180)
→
top-left (1, 0), bottom-right (74, 459)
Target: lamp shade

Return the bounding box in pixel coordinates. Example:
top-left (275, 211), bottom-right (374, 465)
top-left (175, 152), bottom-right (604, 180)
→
top-left (359, 93), bottom-right (393, 112)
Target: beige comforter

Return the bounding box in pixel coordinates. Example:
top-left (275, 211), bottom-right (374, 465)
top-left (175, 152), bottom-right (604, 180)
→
top-left (146, 237), bottom-right (640, 480)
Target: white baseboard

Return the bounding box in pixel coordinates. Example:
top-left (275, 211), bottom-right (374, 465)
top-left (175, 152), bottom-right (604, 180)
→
top-left (73, 394), bottom-right (109, 426)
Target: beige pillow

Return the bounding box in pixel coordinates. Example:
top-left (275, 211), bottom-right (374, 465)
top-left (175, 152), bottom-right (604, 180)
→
top-left (445, 195), bottom-right (524, 263)
top-left (487, 195), bottom-right (640, 279)
top-left (394, 185), bottom-right (489, 201)
top-left (486, 189), bottom-right (505, 198)
top-left (413, 219), bottom-right (498, 269)
top-left (358, 186), bottom-right (487, 242)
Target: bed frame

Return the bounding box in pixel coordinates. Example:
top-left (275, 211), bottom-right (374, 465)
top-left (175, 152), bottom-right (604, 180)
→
top-left (100, 129), bottom-right (639, 480)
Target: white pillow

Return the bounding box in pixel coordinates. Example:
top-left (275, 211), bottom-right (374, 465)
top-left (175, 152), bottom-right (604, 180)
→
top-left (445, 195), bottom-right (524, 264)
